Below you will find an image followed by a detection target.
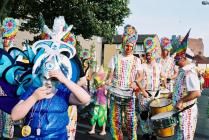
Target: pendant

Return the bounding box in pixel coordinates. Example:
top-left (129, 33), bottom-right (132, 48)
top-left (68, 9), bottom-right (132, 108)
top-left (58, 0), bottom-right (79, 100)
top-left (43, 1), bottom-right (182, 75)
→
top-left (36, 128), bottom-right (41, 136)
top-left (22, 125), bottom-right (31, 137)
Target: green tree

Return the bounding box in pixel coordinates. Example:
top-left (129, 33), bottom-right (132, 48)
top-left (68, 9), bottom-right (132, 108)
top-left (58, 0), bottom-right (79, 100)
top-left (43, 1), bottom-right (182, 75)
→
top-left (0, 0), bottom-right (130, 40)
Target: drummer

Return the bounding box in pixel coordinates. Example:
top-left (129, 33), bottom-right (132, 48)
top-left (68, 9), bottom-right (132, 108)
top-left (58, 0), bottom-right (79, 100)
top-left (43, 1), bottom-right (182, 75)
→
top-left (138, 37), bottom-right (166, 140)
top-left (106, 25), bottom-right (144, 140)
top-left (172, 31), bottom-right (201, 140)
top-left (158, 37), bottom-right (178, 94)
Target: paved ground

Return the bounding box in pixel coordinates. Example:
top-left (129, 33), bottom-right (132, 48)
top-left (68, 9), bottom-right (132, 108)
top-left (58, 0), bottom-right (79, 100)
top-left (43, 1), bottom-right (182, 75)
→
top-left (7, 88), bottom-right (209, 140)
top-left (76, 88), bottom-right (209, 140)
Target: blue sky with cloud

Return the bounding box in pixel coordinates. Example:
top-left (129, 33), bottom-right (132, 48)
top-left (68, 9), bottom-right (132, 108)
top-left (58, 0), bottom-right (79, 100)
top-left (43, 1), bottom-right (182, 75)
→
top-left (117, 0), bottom-right (209, 56)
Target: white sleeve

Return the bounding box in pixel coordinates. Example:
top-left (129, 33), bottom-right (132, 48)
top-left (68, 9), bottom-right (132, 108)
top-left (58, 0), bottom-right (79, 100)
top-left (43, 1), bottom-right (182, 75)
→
top-left (135, 57), bottom-right (142, 71)
top-left (186, 71), bottom-right (200, 92)
top-left (108, 56), bottom-right (115, 70)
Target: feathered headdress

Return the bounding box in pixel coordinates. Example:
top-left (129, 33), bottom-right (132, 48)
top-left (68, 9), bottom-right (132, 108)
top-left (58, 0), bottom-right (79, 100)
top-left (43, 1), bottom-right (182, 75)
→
top-left (174, 29), bottom-right (191, 59)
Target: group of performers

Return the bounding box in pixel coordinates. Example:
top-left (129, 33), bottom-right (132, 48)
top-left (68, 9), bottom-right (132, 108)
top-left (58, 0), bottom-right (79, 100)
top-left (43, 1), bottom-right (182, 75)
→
top-left (0, 16), bottom-right (202, 140)
top-left (104, 25), bottom-right (201, 140)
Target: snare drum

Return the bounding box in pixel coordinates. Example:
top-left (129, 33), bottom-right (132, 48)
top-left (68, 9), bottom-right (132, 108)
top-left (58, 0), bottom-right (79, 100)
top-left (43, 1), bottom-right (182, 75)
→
top-left (149, 98), bottom-right (173, 116)
top-left (107, 86), bottom-right (134, 105)
top-left (151, 111), bottom-right (176, 137)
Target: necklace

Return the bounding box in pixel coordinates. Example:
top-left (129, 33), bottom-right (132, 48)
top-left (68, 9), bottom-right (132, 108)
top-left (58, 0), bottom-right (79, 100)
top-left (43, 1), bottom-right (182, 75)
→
top-left (22, 89), bottom-right (57, 137)
top-left (22, 101), bottom-right (41, 137)
top-left (36, 95), bottom-right (54, 136)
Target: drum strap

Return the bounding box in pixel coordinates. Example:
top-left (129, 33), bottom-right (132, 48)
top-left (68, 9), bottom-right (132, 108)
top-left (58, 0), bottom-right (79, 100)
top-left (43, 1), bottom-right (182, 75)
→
top-left (172, 103), bottom-right (195, 117)
top-left (146, 90), bottom-right (159, 97)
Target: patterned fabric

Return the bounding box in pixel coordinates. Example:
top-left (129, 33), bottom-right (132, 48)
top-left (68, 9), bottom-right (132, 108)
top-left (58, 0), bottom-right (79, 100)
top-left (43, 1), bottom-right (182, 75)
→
top-left (90, 105), bottom-right (107, 127)
top-left (95, 86), bottom-right (107, 105)
top-left (142, 62), bottom-right (162, 91)
top-left (158, 57), bottom-right (175, 78)
top-left (2, 112), bottom-right (14, 138)
top-left (172, 64), bottom-right (199, 140)
top-left (122, 25), bottom-right (138, 47)
top-left (109, 96), bottom-right (137, 140)
top-left (138, 62), bottom-right (162, 135)
top-left (174, 29), bottom-right (190, 59)
top-left (0, 87), bottom-right (14, 138)
top-left (175, 105), bottom-right (197, 140)
top-left (67, 105), bottom-right (77, 140)
top-left (109, 54), bottom-right (141, 89)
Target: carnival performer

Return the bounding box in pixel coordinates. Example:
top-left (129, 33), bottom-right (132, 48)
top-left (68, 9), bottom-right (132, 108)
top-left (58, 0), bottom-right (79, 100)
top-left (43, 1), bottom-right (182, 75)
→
top-left (88, 66), bottom-right (107, 136)
top-left (0, 17), bottom-right (18, 139)
top-left (106, 25), bottom-right (144, 140)
top-left (158, 37), bottom-right (178, 95)
top-left (138, 37), bottom-right (165, 140)
top-left (172, 30), bottom-right (201, 140)
top-left (9, 16), bottom-right (90, 139)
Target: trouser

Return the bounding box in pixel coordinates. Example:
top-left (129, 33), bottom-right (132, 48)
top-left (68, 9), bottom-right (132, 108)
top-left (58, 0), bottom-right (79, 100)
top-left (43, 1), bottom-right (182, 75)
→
top-left (175, 104), bottom-right (198, 140)
top-left (109, 95), bottom-right (137, 140)
top-left (90, 104), bottom-right (107, 127)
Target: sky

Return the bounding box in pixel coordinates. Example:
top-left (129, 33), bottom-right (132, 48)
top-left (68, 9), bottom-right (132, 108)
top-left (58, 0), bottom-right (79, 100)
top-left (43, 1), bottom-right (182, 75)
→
top-left (117, 0), bottom-right (209, 56)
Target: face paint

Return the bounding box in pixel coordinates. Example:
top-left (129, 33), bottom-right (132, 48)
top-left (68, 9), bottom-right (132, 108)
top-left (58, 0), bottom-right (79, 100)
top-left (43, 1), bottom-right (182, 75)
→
top-left (124, 43), bottom-right (134, 55)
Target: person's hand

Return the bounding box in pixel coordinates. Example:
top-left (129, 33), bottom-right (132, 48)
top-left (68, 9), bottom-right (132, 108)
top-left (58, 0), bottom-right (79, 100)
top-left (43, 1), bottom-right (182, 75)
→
top-left (130, 81), bottom-right (138, 90)
top-left (48, 70), bottom-right (67, 84)
top-left (105, 79), bottom-right (112, 86)
top-left (141, 89), bottom-right (149, 98)
top-left (32, 86), bottom-right (52, 101)
top-left (175, 100), bottom-right (184, 110)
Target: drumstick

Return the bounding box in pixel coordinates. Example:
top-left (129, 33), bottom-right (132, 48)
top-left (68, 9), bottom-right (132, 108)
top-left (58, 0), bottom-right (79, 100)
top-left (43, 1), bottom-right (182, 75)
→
top-left (172, 103), bottom-right (195, 117)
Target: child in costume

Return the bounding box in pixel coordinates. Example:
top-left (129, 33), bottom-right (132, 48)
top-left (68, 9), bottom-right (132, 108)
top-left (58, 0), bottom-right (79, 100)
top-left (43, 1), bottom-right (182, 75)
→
top-left (88, 66), bottom-right (107, 136)
top-left (0, 16), bottom-right (90, 139)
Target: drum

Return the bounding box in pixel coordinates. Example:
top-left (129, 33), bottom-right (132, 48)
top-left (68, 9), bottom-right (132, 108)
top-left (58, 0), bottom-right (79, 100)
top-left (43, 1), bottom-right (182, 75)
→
top-left (150, 98), bottom-right (173, 116)
top-left (159, 88), bottom-right (171, 99)
top-left (151, 111), bottom-right (176, 137)
top-left (107, 86), bottom-right (134, 105)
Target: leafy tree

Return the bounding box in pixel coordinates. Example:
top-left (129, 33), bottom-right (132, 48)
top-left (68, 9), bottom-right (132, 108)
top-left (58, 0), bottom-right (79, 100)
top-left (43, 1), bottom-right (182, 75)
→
top-left (0, 0), bottom-right (130, 40)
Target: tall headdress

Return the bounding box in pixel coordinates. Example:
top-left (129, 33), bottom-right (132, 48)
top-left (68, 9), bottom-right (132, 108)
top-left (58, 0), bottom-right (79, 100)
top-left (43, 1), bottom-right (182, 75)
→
top-left (160, 37), bottom-right (172, 51)
top-left (2, 18), bottom-right (18, 48)
top-left (122, 25), bottom-right (138, 47)
top-left (144, 37), bottom-right (157, 59)
top-left (174, 29), bottom-right (193, 60)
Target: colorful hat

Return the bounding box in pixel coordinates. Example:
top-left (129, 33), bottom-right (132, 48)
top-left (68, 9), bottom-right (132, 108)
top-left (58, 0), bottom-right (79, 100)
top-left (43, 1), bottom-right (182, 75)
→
top-left (40, 15), bottom-right (76, 47)
top-left (174, 29), bottom-right (191, 59)
top-left (160, 37), bottom-right (172, 51)
top-left (144, 37), bottom-right (157, 60)
top-left (2, 18), bottom-right (18, 38)
top-left (122, 25), bottom-right (138, 47)
top-left (144, 37), bottom-right (157, 53)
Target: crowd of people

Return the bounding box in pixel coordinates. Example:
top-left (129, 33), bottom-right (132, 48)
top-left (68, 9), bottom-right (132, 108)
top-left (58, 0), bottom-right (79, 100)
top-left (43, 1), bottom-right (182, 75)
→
top-left (0, 16), bottom-right (205, 140)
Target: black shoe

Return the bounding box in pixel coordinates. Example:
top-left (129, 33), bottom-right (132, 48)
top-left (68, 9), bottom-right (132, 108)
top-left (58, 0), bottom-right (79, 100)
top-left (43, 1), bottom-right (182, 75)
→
top-left (150, 135), bottom-right (157, 140)
top-left (142, 133), bottom-right (150, 140)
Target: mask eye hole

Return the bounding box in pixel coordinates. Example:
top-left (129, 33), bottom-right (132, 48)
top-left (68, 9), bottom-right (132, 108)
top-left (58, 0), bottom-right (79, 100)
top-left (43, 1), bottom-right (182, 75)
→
top-left (45, 62), bottom-right (54, 70)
